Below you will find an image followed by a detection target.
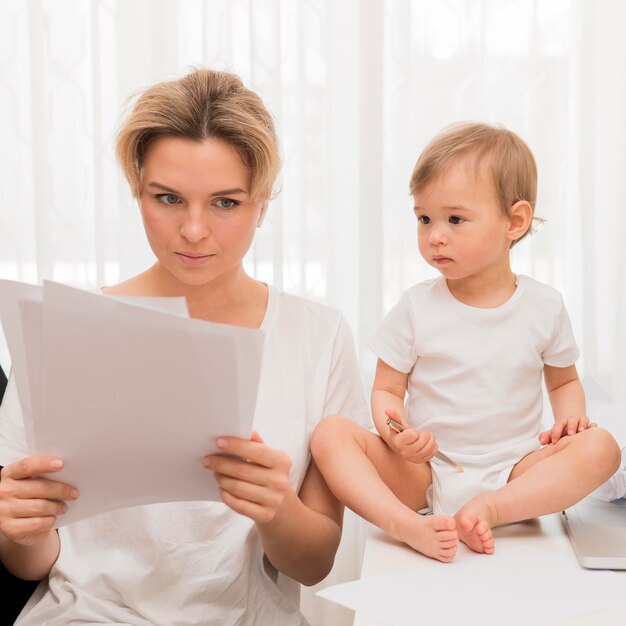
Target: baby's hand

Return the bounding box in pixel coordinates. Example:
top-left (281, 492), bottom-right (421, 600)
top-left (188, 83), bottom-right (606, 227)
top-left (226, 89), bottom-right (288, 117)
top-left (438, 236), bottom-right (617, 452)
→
top-left (538, 415), bottom-right (597, 445)
top-left (384, 408), bottom-right (437, 464)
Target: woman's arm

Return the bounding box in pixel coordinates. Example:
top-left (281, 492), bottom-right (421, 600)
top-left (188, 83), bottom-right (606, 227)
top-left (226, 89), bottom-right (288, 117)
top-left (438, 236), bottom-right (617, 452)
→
top-left (204, 434), bottom-right (342, 586)
top-left (256, 457), bottom-right (342, 586)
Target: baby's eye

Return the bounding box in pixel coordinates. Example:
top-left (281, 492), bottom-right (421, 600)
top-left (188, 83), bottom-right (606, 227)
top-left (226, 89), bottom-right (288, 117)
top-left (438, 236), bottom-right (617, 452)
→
top-left (216, 198), bottom-right (238, 209)
top-left (449, 215), bottom-right (465, 224)
top-left (156, 193), bottom-right (181, 205)
top-left (417, 215), bottom-right (430, 225)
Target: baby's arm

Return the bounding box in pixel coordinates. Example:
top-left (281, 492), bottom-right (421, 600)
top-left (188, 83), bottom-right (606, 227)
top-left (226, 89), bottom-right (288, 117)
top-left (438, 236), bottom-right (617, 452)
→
top-left (371, 359), bottom-right (437, 463)
top-left (540, 364), bottom-right (595, 445)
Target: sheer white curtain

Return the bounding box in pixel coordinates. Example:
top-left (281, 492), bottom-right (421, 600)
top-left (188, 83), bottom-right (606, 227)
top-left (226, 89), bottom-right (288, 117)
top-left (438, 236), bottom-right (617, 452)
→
top-left (1, 0), bottom-right (625, 624)
top-left (379, 0), bottom-right (626, 404)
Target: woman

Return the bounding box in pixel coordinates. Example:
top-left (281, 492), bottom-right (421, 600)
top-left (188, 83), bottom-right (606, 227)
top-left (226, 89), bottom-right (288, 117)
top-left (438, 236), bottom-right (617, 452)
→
top-left (0, 68), bottom-right (369, 625)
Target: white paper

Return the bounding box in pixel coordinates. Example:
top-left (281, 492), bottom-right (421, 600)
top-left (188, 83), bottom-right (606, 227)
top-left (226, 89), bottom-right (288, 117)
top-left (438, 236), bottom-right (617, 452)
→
top-left (17, 298), bottom-right (43, 450)
top-left (0, 280), bottom-right (42, 446)
top-left (1, 280), bottom-right (264, 526)
top-left (318, 544), bottom-right (624, 626)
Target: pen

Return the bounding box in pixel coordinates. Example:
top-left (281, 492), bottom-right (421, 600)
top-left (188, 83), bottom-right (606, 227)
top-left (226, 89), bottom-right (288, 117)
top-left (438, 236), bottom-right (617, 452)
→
top-left (386, 417), bottom-right (464, 473)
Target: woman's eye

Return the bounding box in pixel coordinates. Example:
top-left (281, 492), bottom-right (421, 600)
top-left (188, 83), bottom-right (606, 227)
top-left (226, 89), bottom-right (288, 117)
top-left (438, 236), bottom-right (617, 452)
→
top-left (216, 198), bottom-right (238, 209)
top-left (449, 216), bottom-right (465, 224)
top-left (156, 194), bottom-right (180, 205)
top-left (417, 215), bottom-right (430, 225)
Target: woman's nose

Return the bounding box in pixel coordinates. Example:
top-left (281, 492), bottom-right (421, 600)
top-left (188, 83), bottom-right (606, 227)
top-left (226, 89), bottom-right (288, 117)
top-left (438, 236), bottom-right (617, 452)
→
top-left (180, 208), bottom-right (210, 242)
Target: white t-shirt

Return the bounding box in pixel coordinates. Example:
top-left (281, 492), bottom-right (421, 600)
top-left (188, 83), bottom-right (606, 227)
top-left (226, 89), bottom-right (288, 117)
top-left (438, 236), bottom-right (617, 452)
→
top-left (369, 275), bottom-right (579, 514)
top-left (0, 286), bottom-right (370, 626)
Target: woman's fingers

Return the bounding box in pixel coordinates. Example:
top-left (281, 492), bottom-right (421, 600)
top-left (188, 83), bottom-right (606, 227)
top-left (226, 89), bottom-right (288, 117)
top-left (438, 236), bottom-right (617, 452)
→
top-left (214, 473), bottom-right (284, 508)
top-left (9, 497), bottom-right (68, 519)
top-left (0, 456), bottom-right (79, 545)
top-left (4, 477), bottom-right (79, 503)
top-left (218, 489), bottom-right (276, 524)
top-left (0, 514), bottom-right (59, 542)
top-left (213, 437), bottom-right (292, 474)
top-left (204, 454), bottom-right (289, 491)
top-left (2, 456), bottom-right (64, 481)
top-left (1, 457), bottom-right (79, 502)
top-left (203, 435), bottom-right (292, 523)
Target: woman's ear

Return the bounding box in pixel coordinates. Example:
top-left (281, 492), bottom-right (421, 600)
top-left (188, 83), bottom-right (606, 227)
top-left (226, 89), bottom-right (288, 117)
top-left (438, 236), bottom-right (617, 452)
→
top-left (507, 200), bottom-right (533, 241)
top-left (257, 203), bottom-right (268, 228)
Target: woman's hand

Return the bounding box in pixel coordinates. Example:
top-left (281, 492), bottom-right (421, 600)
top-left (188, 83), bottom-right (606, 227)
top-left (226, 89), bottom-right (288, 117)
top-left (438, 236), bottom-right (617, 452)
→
top-left (539, 415), bottom-right (597, 445)
top-left (384, 408), bottom-right (438, 464)
top-left (0, 456), bottom-right (78, 546)
top-left (203, 432), bottom-right (292, 524)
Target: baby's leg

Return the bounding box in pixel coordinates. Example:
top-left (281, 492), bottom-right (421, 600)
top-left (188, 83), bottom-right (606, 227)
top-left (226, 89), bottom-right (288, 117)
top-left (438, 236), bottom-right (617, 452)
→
top-left (311, 415), bottom-right (458, 562)
top-left (455, 427), bottom-right (620, 553)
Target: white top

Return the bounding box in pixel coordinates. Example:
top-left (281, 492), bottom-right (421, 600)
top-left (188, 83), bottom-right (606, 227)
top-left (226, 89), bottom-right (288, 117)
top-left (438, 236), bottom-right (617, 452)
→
top-left (369, 275), bottom-right (580, 513)
top-left (0, 286), bottom-right (370, 626)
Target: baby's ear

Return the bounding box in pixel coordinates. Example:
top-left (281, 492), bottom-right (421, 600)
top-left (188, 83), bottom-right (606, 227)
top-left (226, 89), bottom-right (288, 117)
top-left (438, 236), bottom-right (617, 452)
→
top-left (508, 200), bottom-right (533, 241)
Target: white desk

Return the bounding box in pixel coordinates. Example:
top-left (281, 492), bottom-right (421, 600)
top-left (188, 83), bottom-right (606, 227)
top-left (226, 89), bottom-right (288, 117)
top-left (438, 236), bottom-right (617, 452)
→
top-left (353, 514), bottom-right (626, 626)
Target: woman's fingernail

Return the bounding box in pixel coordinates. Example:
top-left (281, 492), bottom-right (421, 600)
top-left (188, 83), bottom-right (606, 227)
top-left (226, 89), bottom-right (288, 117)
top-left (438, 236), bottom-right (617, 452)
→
top-left (50, 459), bottom-right (63, 468)
top-left (70, 489), bottom-right (80, 499)
top-left (216, 438), bottom-right (227, 449)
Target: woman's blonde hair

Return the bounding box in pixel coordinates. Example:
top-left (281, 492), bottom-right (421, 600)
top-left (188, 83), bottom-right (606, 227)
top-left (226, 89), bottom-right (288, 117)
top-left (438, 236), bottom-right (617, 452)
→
top-left (116, 68), bottom-right (281, 201)
top-left (410, 122), bottom-right (539, 245)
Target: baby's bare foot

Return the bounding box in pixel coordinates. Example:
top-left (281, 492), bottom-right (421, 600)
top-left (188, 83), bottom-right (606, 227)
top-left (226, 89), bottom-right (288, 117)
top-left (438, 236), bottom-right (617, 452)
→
top-left (455, 495), bottom-right (497, 554)
top-left (400, 515), bottom-right (458, 563)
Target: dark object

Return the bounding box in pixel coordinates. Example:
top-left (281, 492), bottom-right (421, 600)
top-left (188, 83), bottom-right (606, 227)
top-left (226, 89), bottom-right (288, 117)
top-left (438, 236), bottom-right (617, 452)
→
top-left (0, 363), bottom-right (40, 624)
top-left (0, 364), bottom-right (6, 403)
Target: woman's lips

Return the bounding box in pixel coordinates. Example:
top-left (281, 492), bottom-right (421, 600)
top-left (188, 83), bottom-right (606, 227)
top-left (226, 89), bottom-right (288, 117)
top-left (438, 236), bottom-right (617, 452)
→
top-left (176, 252), bottom-right (214, 266)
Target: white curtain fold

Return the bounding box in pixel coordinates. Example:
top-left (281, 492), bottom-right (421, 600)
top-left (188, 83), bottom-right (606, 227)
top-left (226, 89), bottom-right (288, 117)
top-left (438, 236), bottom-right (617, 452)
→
top-left (1, 1), bottom-right (625, 624)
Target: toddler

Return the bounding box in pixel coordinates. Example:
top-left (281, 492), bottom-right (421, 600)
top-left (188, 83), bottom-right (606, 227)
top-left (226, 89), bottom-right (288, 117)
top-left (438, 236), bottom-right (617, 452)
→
top-left (311, 122), bottom-right (621, 561)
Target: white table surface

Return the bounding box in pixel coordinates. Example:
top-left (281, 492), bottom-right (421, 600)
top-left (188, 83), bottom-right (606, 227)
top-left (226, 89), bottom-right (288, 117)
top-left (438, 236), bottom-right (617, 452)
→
top-left (353, 513), bottom-right (626, 626)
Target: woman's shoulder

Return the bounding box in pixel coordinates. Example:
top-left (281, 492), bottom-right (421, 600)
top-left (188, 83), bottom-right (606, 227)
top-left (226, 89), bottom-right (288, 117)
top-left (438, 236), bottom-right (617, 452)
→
top-left (268, 287), bottom-right (345, 331)
top-left (101, 272), bottom-right (152, 296)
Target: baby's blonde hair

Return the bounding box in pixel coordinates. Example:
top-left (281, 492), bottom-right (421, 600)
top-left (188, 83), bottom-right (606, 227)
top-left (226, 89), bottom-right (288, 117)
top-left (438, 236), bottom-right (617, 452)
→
top-left (410, 122), bottom-right (539, 245)
top-left (116, 68), bottom-right (281, 202)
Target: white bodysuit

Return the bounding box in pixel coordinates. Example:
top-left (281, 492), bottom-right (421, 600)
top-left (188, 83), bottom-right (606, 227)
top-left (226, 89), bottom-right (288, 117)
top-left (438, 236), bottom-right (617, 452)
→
top-left (369, 275), bottom-right (579, 516)
top-left (0, 286), bottom-right (370, 626)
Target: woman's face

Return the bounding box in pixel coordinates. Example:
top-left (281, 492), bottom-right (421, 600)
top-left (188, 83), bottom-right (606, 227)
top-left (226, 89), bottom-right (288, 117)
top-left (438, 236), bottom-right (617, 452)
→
top-left (138, 136), bottom-right (264, 288)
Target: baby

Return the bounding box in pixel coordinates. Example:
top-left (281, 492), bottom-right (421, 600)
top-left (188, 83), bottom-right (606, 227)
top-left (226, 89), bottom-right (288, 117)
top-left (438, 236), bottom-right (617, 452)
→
top-left (311, 122), bottom-right (621, 561)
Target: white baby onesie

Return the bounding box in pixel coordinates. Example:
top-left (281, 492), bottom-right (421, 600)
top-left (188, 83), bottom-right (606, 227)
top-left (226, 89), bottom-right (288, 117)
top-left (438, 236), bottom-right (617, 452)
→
top-left (369, 275), bottom-right (579, 515)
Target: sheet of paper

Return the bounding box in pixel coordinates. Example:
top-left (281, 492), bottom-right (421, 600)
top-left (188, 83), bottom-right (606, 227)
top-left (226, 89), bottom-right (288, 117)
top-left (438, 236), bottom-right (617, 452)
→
top-left (109, 294), bottom-right (189, 317)
top-left (3, 280), bottom-right (264, 526)
top-left (317, 544), bottom-right (624, 626)
top-left (0, 280), bottom-right (43, 440)
top-left (0, 280), bottom-right (191, 453)
top-left (17, 299), bottom-right (43, 450)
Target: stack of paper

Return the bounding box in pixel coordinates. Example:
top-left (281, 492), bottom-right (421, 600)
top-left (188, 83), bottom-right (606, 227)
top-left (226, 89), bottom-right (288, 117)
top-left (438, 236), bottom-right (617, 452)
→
top-left (0, 280), bottom-right (265, 525)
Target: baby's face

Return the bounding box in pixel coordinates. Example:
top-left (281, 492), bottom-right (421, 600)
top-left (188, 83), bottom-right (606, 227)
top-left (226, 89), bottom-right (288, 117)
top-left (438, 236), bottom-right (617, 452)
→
top-left (412, 157), bottom-right (513, 282)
